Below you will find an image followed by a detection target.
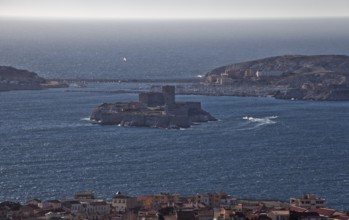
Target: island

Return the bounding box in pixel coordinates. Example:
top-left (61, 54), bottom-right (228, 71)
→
top-left (90, 85), bottom-right (216, 129)
top-left (0, 66), bottom-right (68, 92)
top-left (204, 55), bottom-right (349, 101)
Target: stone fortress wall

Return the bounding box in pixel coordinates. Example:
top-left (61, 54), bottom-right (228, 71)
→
top-left (90, 85), bottom-right (216, 128)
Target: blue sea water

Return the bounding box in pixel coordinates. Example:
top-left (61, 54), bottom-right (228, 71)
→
top-left (1, 18), bottom-right (349, 79)
top-left (0, 19), bottom-right (349, 210)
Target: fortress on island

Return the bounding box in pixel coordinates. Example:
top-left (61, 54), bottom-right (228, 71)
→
top-left (90, 85), bottom-right (216, 128)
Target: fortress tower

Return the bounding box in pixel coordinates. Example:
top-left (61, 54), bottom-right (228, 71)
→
top-left (162, 85), bottom-right (175, 106)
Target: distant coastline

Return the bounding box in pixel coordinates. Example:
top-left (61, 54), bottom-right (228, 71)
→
top-left (0, 66), bottom-right (68, 92)
top-left (204, 55), bottom-right (349, 101)
top-left (3, 54), bottom-right (349, 101)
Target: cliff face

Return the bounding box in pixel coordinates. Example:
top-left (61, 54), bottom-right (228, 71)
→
top-left (0, 66), bottom-right (68, 91)
top-left (205, 55), bottom-right (349, 101)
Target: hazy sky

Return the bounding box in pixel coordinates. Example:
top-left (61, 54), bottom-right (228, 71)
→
top-left (0, 0), bottom-right (349, 19)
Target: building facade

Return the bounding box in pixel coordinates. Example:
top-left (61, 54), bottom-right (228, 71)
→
top-left (290, 194), bottom-right (325, 210)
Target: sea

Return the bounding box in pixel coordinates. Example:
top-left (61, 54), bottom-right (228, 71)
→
top-left (0, 18), bottom-right (348, 210)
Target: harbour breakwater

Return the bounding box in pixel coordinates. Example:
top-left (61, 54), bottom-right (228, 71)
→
top-left (65, 80), bottom-right (349, 101)
top-left (64, 81), bottom-right (288, 98)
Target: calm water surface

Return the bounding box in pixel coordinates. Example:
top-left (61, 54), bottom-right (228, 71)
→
top-left (0, 84), bottom-right (348, 210)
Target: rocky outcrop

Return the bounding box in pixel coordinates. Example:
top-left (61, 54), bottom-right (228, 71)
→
top-left (90, 86), bottom-right (216, 129)
top-left (90, 108), bottom-right (195, 129)
top-left (205, 55), bottom-right (349, 101)
top-left (0, 66), bottom-right (68, 91)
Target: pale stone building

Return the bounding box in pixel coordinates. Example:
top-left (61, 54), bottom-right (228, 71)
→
top-left (290, 194), bottom-right (325, 210)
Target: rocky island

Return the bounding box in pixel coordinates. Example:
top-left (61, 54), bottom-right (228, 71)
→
top-left (90, 85), bottom-right (216, 129)
top-left (204, 55), bottom-right (349, 101)
top-left (0, 66), bottom-right (68, 92)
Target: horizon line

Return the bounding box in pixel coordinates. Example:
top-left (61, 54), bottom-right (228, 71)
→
top-left (1, 15), bottom-right (349, 21)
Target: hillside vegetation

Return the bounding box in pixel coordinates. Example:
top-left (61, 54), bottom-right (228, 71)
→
top-left (205, 55), bottom-right (349, 100)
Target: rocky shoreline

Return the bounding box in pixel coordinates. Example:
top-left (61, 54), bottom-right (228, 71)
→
top-left (204, 55), bottom-right (349, 101)
top-left (0, 66), bottom-right (68, 92)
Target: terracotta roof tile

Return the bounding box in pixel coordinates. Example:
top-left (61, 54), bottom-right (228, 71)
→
top-left (313, 208), bottom-right (335, 217)
top-left (270, 211), bottom-right (289, 216)
top-left (289, 206), bottom-right (307, 213)
top-left (333, 212), bottom-right (348, 217)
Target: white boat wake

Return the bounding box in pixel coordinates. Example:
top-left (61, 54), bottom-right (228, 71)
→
top-left (80, 117), bottom-right (91, 121)
top-left (238, 116), bottom-right (278, 130)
